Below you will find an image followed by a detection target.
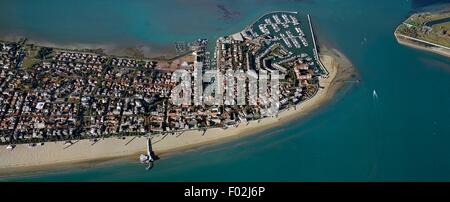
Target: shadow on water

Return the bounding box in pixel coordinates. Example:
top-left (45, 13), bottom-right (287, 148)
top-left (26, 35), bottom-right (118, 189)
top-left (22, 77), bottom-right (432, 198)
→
top-left (411, 0), bottom-right (450, 9)
top-left (148, 139), bottom-right (159, 160)
top-left (141, 138), bottom-right (160, 171)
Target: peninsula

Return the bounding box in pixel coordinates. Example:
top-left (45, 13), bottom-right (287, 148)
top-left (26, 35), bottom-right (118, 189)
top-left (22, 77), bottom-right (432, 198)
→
top-left (0, 12), bottom-right (354, 175)
top-left (395, 9), bottom-right (450, 57)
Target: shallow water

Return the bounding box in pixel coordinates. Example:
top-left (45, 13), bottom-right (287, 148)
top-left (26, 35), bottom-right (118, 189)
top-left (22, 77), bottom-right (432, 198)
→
top-left (1, 0), bottom-right (450, 182)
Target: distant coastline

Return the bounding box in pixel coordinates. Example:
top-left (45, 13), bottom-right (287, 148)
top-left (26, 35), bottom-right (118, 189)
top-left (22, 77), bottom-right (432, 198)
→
top-left (395, 34), bottom-right (450, 58)
top-left (394, 8), bottom-right (450, 58)
top-left (0, 35), bottom-right (178, 60)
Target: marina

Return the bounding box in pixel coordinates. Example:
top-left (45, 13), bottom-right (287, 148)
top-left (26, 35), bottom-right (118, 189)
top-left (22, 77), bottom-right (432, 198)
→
top-left (248, 12), bottom-right (324, 75)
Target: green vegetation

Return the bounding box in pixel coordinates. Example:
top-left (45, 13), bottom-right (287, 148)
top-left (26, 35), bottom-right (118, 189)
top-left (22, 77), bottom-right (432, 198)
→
top-left (432, 21), bottom-right (450, 35)
top-left (396, 11), bottom-right (450, 47)
top-left (36, 47), bottom-right (53, 60)
top-left (21, 45), bottom-right (40, 69)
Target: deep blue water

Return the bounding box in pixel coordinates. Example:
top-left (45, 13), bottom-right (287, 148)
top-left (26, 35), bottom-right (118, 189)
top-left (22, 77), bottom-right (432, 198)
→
top-left (1, 0), bottom-right (450, 182)
top-left (426, 17), bottom-right (450, 27)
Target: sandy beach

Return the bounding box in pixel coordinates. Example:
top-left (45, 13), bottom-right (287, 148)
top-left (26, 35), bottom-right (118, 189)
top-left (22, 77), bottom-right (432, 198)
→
top-left (0, 47), bottom-right (355, 176)
top-left (393, 16), bottom-right (450, 59)
top-left (395, 34), bottom-right (450, 58)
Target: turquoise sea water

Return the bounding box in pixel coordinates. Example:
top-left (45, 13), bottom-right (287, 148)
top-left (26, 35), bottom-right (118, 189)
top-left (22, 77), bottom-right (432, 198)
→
top-left (1, 0), bottom-right (450, 182)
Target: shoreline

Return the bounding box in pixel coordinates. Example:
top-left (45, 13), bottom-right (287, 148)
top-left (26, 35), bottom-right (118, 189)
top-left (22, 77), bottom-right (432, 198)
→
top-left (394, 33), bottom-right (450, 58)
top-left (393, 9), bottom-right (450, 58)
top-left (0, 45), bottom-right (356, 177)
top-left (0, 36), bottom-right (178, 60)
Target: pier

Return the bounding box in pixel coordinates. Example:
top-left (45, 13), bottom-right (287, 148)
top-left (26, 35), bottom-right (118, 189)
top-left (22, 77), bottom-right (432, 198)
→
top-left (307, 14), bottom-right (329, 77)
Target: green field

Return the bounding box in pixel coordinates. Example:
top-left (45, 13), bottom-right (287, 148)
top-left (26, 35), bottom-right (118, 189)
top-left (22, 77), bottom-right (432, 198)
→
top-left (396, 11), bottom-right (450, 47)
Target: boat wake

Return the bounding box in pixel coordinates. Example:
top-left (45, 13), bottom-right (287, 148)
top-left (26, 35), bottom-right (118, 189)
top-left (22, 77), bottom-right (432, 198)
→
top-left (372, 90), bottom-right (378, 100)
top-left (372, 88), bottom-right (381, 115)
top-left (368, 89), bottom-right (385, 179)
top-left (372, 90), bottom-right (380, 109)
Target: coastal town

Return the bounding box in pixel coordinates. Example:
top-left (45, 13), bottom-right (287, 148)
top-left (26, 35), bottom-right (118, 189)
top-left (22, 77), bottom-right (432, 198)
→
top-left (0, 12), bottom-right (327, 149)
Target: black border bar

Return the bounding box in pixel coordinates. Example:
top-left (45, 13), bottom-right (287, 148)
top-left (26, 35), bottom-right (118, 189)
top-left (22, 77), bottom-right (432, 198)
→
top-left (1, 182), bottom-right (450, 200)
